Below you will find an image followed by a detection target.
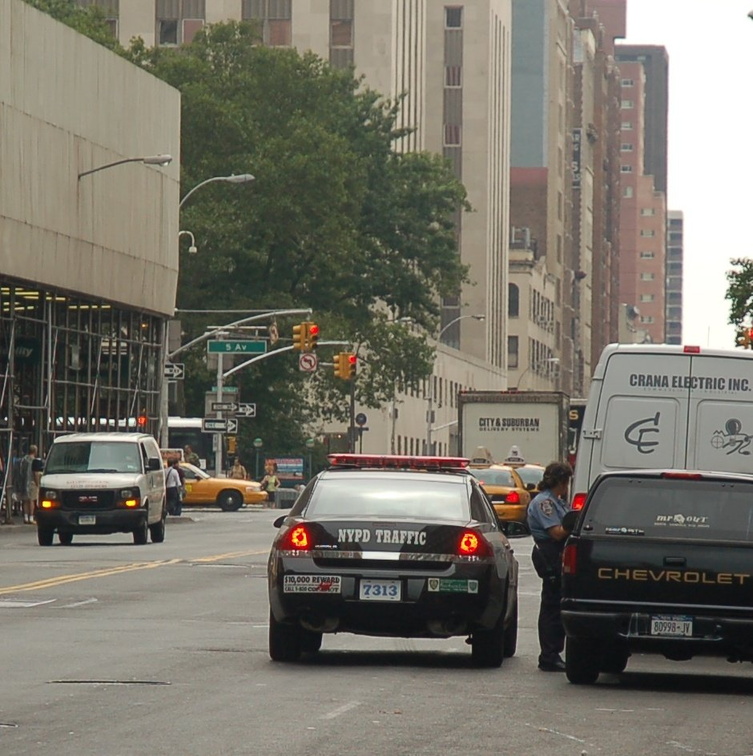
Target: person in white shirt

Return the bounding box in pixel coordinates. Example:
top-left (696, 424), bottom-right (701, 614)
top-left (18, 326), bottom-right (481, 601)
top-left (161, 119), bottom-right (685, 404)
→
top-left (165, 458), bottom-right (182, 516)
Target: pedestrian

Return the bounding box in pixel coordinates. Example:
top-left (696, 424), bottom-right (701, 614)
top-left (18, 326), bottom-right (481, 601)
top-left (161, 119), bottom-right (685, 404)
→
top-left (260, 461), bottom-right (281, 508)
top-left (19, 445), bottom-right (41, 524)
top-left (229, 458), bottom-right (248, 480)
top-left (184, 445), bottom-right (200, 467)
top-left (527, 460), bottom-right (574, 672)
top-left (166, 457), bottom-right (182, 516)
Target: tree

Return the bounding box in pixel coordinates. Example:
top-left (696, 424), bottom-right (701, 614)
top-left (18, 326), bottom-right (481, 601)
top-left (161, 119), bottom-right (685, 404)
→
top-left (726, 258), bottom-right (753, 335)
top-left (23, 0), bottom-right (121, 51)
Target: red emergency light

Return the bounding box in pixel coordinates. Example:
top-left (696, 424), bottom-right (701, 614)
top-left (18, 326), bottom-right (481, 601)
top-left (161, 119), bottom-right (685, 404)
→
top-left (327, 454), bottom-right (470, 471)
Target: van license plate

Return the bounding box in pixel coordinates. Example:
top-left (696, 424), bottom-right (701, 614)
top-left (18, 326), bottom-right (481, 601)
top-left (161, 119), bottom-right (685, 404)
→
top-left (78, 515), bottom-right (96, 525)
top-left (650, 615), bottom-right (692, 637)
top-left (359, 579), bottom-right (401, 601)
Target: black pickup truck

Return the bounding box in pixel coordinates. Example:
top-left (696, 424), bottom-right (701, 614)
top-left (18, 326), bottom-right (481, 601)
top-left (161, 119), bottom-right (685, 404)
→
top-left (561, 470), bottom-right (753, 684)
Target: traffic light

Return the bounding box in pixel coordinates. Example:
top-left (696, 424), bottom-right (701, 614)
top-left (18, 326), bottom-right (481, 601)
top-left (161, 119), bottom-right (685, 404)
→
top-left (736, 328), bottom-right (751, 349)
top-left (346, 352), bottom-right (357, 379)
top-left (306, 323), bottom-right (320, 351)
top-left (292, 322), bottom-right (306, 351)
top-left (334, 352), bottom-right (357, 380)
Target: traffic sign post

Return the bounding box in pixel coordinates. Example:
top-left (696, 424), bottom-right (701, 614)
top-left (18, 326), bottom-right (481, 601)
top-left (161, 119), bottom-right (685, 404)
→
top-left (164, 363), bottom-right (185, 380)
top-left (202, 417), bottom-right (239, 434)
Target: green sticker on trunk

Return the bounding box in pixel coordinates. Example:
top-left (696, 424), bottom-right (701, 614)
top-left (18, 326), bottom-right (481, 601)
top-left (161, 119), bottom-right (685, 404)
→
top-left (427, 578), bottom-right (479, 593)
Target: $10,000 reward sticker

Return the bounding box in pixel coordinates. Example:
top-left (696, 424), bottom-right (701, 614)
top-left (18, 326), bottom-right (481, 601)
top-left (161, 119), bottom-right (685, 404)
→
top-left (283, 575), bottom-right (342, 593)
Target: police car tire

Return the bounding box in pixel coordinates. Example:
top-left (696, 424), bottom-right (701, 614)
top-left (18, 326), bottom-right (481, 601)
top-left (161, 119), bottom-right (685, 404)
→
top-left (565, 637), bottom-right (600, 684)
top-left (269, 611), bottom-right (302, 662)
top-left (471, 608), bottom-right (506, 668)
top-left (301, 630), bottom-right (323, 654)
top-left (502, 600), bottom-right (518, 658)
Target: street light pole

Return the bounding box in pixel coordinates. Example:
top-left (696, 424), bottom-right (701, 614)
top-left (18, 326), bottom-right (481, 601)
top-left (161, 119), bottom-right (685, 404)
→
top-left (77, 154), bottom-right (172, 180)
top-left (179, 173), bottom-right (255, 209)
top-left (426, 314), bottom-right (485, 454)
top-left (513, 357), bottom-right (560, 391)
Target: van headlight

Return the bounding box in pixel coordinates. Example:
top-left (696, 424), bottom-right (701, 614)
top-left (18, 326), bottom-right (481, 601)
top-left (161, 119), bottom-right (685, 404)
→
top-left (120, 489), bottom-right (136, 499)
top-left (40, 490), bottom-right (60, 509)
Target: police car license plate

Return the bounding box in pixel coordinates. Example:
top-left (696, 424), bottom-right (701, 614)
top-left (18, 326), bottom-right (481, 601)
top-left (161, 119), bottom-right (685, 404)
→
top-left (78, 515), bottom-right (96, 525)
top-left (359, 579), bottom-right (401, 602)
top-left (650, 615), bottom-right (692, 637)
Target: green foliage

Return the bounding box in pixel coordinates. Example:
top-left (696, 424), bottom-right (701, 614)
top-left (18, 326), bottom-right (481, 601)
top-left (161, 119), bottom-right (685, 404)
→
top-left (24, 0), bottom-right (121, 51)
top-left (726, 258), bottom-right (753, 330)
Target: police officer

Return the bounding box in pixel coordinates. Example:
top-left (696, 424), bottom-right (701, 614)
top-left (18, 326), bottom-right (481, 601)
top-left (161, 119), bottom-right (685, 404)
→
top-left (527, 461), bottom-right (573, 672)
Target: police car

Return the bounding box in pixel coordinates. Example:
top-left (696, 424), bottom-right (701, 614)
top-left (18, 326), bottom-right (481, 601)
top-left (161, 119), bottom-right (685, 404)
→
top-left (267, 454), bottom-right (522, 667)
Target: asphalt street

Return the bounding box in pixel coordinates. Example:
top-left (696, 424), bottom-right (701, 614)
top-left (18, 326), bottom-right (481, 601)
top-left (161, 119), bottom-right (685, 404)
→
top-left (0, 509), bottom-right (752, 756)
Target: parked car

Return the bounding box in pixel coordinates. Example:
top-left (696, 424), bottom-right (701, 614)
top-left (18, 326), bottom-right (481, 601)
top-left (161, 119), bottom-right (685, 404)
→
top-left (468, 465), bottom-right (531, 525)
top-left (510, 463), bottom-right (545, 493)
top-left (179, 462), bottom-right (267, 511)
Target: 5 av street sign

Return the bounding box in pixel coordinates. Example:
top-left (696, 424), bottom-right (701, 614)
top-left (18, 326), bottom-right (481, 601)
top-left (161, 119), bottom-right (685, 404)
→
top-left (207, 340), bottom-right (267, 354)
top-left (164, 362), bottom-right (185, 380)
top-left (202, 418), bottom-right (239, 434)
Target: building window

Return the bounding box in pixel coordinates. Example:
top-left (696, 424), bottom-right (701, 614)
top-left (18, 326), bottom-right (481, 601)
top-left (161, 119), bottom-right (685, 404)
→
top-left (444, 124), bottom-right (461, 146)
top-left (159, 18), bottom-right (178, 45)
top-left (621, 99), bottom-right (634, 109)
top-left (508, 283), bottom-right (519, 318)
top-left (621, 78), bottom-right (634, 87)
top-left (640, 272), bottom-right (655, 281)
top-left (331, 19), bottom-right (353, 46)
top-left (623, 186), bottom-right (633, 198)
top-left (640, 316), bottom-right (655, 324)
top-left (620, 165), bottom-right (633, 173)
top-left (445, 66), bottom-right (462, 87)
top-left (445, 7), bottom-right (462, 28)
top-left (269, 19), bottom-right (292, 46)
top-left (621, 143), bottom-right (633, 152)
top-left (507, 336), bottom-right (519, 369)
top-left (640, 229), bottom-right (656, 237)
top-left (621, 122), bottom-right (633, 131)
top-left (640, 294), bottom-right (655, 302)
top-left (639, 251), bottom-right (655, 259)
top-left (641, 208), bottom-right (656, 216)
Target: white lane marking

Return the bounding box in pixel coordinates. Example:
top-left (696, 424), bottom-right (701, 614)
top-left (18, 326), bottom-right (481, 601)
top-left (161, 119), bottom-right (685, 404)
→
top-left (62, 598), bottom-right (98, 608)
top-left (321, 701), bottom-right (362, 720)
top-left (0, 599), bottom-right (56, 608)
top-left (525, 723), bottom-right (586, 744)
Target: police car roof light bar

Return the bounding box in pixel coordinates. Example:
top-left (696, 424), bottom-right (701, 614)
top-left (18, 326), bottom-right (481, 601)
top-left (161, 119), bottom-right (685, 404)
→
top-left (327, 454), bottom-right (470, 471)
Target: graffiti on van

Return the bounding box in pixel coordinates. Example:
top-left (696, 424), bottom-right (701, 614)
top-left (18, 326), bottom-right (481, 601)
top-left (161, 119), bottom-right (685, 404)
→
top-left (711, 419), bottom-right (752, 456)
top-left (624, 412), bottom-right (661, 454)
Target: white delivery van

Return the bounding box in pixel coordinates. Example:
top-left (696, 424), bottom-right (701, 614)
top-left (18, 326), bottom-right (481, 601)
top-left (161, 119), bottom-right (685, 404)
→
top-left (571, 344), bottom-right (753, 507)
top-left (38, 433), bottom-right (167, 546)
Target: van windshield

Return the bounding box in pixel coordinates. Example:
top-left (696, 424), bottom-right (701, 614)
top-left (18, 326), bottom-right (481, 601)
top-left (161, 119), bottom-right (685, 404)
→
top-left (583, 476), bottom-right (753, 542)
top-left (45, 442), bottom-right (143, 475)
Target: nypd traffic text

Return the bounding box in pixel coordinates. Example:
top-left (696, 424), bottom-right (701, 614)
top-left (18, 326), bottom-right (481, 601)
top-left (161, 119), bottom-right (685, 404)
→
top-left (338, 528), bottom-right (427, 545)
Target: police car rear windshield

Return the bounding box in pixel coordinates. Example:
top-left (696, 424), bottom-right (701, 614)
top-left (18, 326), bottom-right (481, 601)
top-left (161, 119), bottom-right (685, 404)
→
top-left (306, 477), bottom-right (468, 521)
top-left (583, 477), bottom-right (753, 541)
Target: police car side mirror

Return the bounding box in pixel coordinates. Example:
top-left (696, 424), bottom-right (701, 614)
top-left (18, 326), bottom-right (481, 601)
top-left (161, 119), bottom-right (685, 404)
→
top-left (500, 521), bottom-right (529, 539)
top-left (273, 515), bottom-right (287, 528)
top-left (562, 510), bottom-right (580, 533)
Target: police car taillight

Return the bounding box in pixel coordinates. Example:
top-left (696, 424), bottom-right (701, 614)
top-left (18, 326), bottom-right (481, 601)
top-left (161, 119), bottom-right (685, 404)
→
top-left (563, 543), bottom-right (578, 575)
top-left (280, 524), bottom-right (313, 551)
top-left (457, 530), bottom-right (492, 558)
top-left (327, 454), bottom-right (470, 471)
top-left (571, 492), bottom-right (587, 510)
top-left (505, 490), bottom-right (521, 505)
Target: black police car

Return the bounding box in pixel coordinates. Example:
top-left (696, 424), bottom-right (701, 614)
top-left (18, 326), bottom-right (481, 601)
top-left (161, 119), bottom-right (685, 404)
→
top-left (267, 454), bottom-right (522, 667)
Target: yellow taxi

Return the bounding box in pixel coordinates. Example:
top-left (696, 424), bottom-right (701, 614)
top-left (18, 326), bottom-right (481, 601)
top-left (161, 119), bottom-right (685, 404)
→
top-left (179, 463), bottom-right (268, 511)
top-left (468, 465), bottom-right (532, 525)
top-left (511, 463), bottom-right (546, 494)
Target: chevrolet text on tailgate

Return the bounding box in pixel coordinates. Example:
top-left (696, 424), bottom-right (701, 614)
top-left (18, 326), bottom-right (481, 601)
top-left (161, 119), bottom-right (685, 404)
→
top-left (561, 470), bottom-right (753, 684)
top-left (267, 454), bottom-right (522, 667)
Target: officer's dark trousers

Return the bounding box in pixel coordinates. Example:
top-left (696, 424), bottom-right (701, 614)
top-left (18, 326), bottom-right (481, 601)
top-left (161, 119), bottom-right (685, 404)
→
top-left (535, 541), bottom-right (565, 664)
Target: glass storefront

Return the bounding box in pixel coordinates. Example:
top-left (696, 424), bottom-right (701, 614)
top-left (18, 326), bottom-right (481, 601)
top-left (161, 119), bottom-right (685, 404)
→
top-left (0, 280), bottom-right (164, 468)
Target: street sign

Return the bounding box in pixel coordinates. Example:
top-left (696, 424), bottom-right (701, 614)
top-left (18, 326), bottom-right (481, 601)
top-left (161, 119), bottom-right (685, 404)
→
top-left (299, 353), bottom-right (318, 372)
top-left (207, 340), bottom-right (267, 354)
top-left (164, 363), bottom-right (185, 380)
top-left (236, 403), bottom-right (257, 418)
top-left (355, 412), bottom-right (368, 426)
top-left (211, 401), bottom-right (238, 412)
top-left (202, 418), bottom-right (239, 434)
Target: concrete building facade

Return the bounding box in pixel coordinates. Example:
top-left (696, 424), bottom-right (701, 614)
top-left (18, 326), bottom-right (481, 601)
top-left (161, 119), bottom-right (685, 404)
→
top-left (665, 210), bottom-right (684, 344)
top-left (1, 0), bottom-right (180, 461)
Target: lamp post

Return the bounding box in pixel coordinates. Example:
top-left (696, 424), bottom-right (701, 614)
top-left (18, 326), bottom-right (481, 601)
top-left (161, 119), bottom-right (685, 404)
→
top-left (426, 314), bottom-right (485, 454)
top-left (305, 438), bottom-right (315, 481)
top-left (178, 230), bottom-right (197, 254)
top-left (253, 437), bottom-right (263, 480)
top-left (78, 154), bottom-right (172, 180)
top-left (389, 316), bottom-right (414, 454)
top-left (513, 357), bottom-right (560, 391)
top-left (179, 173), bottom-right (255, 209)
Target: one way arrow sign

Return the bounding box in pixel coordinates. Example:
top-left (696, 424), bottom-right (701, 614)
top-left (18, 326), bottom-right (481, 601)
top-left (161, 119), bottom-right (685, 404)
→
top-left (235, 403), bottom-right (256, 418)
top-left (164, 363), bottom-right (185, 380)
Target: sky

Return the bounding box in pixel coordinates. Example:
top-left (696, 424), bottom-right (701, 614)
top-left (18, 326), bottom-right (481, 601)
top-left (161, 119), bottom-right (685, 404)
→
top-left (624, 0), bottom-right (753, 348)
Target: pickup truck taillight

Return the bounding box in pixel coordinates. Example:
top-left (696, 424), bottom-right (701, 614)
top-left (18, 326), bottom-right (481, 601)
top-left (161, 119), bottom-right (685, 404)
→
top-left (563, 543), bottom-right (578, 575)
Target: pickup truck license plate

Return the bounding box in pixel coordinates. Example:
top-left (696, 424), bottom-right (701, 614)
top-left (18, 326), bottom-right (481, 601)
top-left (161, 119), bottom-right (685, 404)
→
top-left (78, 515), bottom-right (96, 525)
top-left (359, 579), bottom-right (401, 601)
top-left (650, 615), bottom-right (692, 637)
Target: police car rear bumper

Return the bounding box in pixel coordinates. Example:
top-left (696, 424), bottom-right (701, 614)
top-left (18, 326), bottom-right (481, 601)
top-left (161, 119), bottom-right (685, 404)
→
top-left (269, 559), bottom-right (502, 637)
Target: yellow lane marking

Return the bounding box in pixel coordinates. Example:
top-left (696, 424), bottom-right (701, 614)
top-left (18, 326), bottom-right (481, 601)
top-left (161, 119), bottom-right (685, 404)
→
top-left (0, 550), bottom-right (267, 595)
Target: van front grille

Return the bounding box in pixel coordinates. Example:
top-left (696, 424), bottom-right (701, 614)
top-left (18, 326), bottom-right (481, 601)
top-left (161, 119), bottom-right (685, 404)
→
top-left (61, 490), bottom-right (115, 510)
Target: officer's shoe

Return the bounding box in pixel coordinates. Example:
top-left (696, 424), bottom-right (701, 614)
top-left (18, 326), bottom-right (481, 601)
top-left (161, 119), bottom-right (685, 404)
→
top-left (538, 656), bottom-right (566, 672)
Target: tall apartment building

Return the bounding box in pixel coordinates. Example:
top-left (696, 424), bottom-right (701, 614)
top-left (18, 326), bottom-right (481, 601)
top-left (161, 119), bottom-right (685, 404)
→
top-left (665, 210), bottom-right (684, 344)
top-left (509, 0), bottom-right (573, 394)
top-left (91, 0), bottom-right (512, 454)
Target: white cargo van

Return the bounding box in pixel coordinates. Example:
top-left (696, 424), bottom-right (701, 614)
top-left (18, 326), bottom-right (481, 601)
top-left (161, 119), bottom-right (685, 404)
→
top-left (571, 344), bottom-right (753, 508)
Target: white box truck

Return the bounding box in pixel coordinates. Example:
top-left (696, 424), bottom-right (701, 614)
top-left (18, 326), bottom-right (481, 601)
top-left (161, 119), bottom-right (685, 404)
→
top-left (571, 343), bottom-right (753, 508)
top-left (457, 391), bottom-right (569, 466)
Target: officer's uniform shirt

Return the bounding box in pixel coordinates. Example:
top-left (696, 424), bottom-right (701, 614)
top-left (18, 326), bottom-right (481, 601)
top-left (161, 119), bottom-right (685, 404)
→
top-left (527, 489), bottom-right (570, 542)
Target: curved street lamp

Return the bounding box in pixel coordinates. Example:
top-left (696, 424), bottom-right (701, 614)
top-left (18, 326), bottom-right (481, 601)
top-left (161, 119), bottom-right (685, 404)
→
top-left (426, 313), bottom-right (486, 453)
top-left (179, 173), bottom-right (255, 209)
top-left (513, 357), bottom-right (560, 391)
top-left (78, 154), bottom-right (172, 180)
